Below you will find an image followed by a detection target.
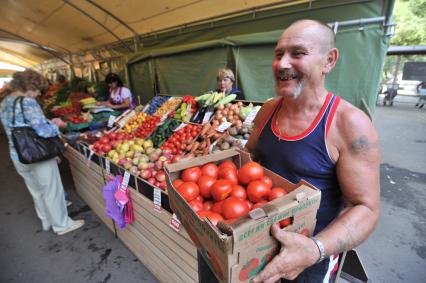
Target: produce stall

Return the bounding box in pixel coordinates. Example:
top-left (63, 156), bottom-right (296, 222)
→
top-left (62, 93), bottom-right (269, 283)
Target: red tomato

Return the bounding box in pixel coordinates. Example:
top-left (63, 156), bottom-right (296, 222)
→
top-left (247, 180), bottom-right (270, 202)
top-left (181, 166), bottom-right (202, 182)
top-left (211, 179), bottom-right (233, 201)
top-left (230, 185), bottom-right (247, 200)
top-left (218, 160), bottom-right (237, 171)
top-left (260, 176), bottom-right (273, 189)
top-left (212, 200), bottom-right (224, 214)
top-left (198, 210), bottom-right (210, 219)
top-left (177, 182), bottom-right (199, 201)
top-left (221, 197), bottom-right (249, 220)
top-left (268, 187), bottom-right (288, 201)
top-left (189, 199), bottom-right (204, 212)
top-left (238, 162), bottom-right (264, 184)
top-left (218, 168), bottom-right (239, 185)
top-left (201, 163), bottom-right (219, 178)
top-left (245, 200), bottom-right (253, 210)
top-left (197, 175), bottom-right (216, 199)
top-left (195, 195), bottom-right (204, 202)
top-left (252, 200), bottom-right (268, 209)
top-left (206, 212), bottom-right (224, 226)
top-left (223, 218), bottom-right (237, 225)
top-left (203, 201), bottom-right (213, 211)
top-left (172, 179), bottom-right (184, 188)
top-left (279, 217), bottom-right (292, 228)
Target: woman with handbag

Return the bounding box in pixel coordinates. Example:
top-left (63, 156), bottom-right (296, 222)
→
top-left (0, 70), bottom-right (84, 235)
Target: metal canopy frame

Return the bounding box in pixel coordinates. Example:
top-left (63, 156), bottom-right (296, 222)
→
top-left (63, 0), bottom-right (134, 53)
top-left (0, 28), bottom-right (70, 65)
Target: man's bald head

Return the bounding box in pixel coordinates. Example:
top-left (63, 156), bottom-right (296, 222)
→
top-left (283, 19), bottom-right (336, 53)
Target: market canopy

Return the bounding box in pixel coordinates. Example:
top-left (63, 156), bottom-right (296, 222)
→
top-left (0, 0), bottom-right (306, 69)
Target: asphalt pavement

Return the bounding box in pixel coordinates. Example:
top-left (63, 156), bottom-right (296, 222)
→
top-left (358, 94), bottom-right (426, 283)
top-left (0, 93), bottom-right (424, 283)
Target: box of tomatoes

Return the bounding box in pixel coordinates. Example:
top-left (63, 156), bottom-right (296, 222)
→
top-left (165, 149), bottom-right (321, 283)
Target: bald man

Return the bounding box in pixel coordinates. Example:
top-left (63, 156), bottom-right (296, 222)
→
top-left (246, 20), bottom-right (380, 282)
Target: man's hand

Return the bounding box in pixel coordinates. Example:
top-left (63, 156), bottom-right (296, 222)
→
top-left (253, 223), bottom-right (319, 283)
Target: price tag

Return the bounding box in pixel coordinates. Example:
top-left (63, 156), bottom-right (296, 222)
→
top-left (83, 145), bottom-right (88, 158)
top-left (160, 114), bottom-right (168, 123)
top-left (142, 104), bottom-right (150, 113)
top-left (105, 159), bottom-right (111, 176)
top-left (86, 149), bottom-right (94, 167)
top-left (121, 171), bottom-right (130, 191)
top-left (202, 110), bottom-right (214, 124)
top-left (216, 121), bottom-right (232, 133)
top-left (173, 123), bottom-right (187, 132)
top-left (243, 108), bottom-right (259, 126)
top-left (240, 139), bottom-right (248, 148)
top-left (169, 213), bottom-right (181, 232)
top-left (107, 115), bottom-right (116, 128)
top-left (153, 188), bottom-right (162, 212)
top-left (209, 139), bottom-right (218, 153)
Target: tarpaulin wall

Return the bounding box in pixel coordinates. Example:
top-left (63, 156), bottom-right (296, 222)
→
top-left (127, 0), bottom-right (390, 113)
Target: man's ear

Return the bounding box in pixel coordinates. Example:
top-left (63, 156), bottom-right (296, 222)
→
top-left (323, 48), bottom-right (339, 74)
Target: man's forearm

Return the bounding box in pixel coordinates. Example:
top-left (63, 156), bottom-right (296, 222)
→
top-left (314, 204), bottom-right (379, 257)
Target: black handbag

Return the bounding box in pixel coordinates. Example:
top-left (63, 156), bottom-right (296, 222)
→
top-left (11, 96), bottom-right (65, 164)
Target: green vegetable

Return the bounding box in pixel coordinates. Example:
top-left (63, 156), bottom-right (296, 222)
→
top-left (215, 94), bottom-right (237, 107)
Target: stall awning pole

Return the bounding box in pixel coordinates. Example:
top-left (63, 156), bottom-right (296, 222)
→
top-left (329, 16), bottom-right (386, 32)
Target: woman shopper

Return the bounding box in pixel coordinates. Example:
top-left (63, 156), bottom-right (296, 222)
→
top-left (0, 69), bottom-right (84, 235)
top-left (96, 73), bottom-right (135, 110)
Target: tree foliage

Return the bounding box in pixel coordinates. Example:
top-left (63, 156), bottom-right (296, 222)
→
top-left (391, 0), bottom-right (426, 45)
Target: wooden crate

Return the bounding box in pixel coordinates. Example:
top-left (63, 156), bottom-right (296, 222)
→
top-left (65, 145), bottom-right (198, 283)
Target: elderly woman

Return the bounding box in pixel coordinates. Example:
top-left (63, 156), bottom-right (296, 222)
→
top-left (96, 73), bottom-right (135, 110)
top-left (216, 68), bottom-right (245, 100)
top-left (0, 70), bottom-right (84, 235)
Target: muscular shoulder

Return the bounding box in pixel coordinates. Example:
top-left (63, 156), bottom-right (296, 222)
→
top-left (332, 99), bottom-right (379, 156)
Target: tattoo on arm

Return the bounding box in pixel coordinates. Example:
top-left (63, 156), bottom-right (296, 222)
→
top-left (337, 238), bottom-right (346, 254)
top-left (351, 135), bottom-right (378, 153)
top-left (336, 220), bottom-right (356, 253)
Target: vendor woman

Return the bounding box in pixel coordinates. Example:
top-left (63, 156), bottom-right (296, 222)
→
top-left (96, 73), bottom-right (135, 110)
top-left (216, 68), bottom-right (245, 100)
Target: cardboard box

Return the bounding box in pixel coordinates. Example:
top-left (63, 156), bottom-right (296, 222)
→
top-left (165, 149), bottom-right (321, 283)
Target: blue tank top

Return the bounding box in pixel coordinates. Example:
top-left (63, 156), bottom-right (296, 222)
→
top-left (256, 93), bottom-right (342, 234)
